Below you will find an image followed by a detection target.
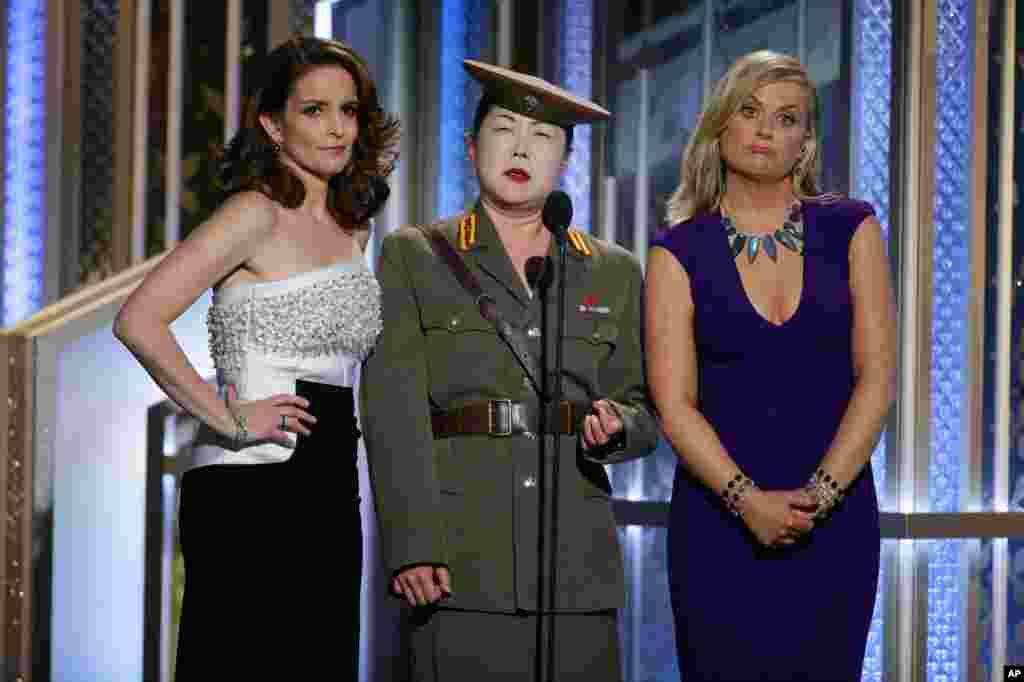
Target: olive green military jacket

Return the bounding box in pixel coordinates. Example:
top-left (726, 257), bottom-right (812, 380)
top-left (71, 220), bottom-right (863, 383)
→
top-left (361, 202), bottom-right (658, 613)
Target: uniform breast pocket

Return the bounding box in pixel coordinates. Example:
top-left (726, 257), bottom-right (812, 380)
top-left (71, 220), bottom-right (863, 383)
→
top-left (420, 308), bottom-right (505, 401)
top-left (562, 317), bottom-right (619, 382)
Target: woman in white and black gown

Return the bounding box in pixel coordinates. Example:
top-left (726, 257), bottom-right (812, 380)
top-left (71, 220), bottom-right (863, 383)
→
top-left (114, 37), bottom-right (399, 679)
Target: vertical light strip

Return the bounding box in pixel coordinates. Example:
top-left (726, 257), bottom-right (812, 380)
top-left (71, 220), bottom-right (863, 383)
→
top-left (964, 2), bottom-right (989, 678)
top-left (495, 0), bottom-right (512, 67)
top-left (314, 1), bottom-right (332, 38)
top-left (929, 0), bottom-right (971, 513)
top-left (850, 1), bottom-right (894, 678)
top-left (160, 473), bottom-right (175, 682)
top-left (601, 176), bottom-right (615, 242)
top-left (702, 0), bottom-right (713, 102)
top-left (632, 69), bottom-right (648, 270)
top-left (131, 0), bottom-right (151, 263)
top-left (991, 2), bottom-right (1016, 678)
top-left (164, 0), bottom-right (184, 248)
top-left (993, 538), bottom-right (1008, 682)
top-left (910, 4), bottom-right (938, 681)
top-left (796, 0), bottom-right (807, 64)
top-left (895, 538), bottom-right (918, 682)
top-left (3, 0), bottom-right (47, 326)
top-left (852, 0), bottom-right (894, 505)
top-left (928, 1), bottom-right (972, 678)
top-left (994, 0), bottom-right (1015, 518)
top-left (559, 0), bottom-right (593, 232)
top-left (225, 0), bottom-right (242, 143)
top-left (895, 0), bottom-right (928, 677)
top-left (437, 0), bottom-right (469, 218)
top-left (371, 0), bottom-right (413, 262)
top-left (964, 0), bottom-right (989, 513)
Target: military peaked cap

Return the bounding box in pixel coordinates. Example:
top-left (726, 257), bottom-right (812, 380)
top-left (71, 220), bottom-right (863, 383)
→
top-left (463, 59), bottom-right (610, 128)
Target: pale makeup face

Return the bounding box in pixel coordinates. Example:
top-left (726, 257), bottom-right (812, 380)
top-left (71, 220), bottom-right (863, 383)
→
top-left (260, 64), bottom-right (360, 186)
top-left (719, 81), bottom-right (811, 185)
top-left (468, 106), bottom-right (568, 212)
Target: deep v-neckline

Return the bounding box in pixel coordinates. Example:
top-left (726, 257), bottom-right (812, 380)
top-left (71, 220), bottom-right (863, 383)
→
top-left (720, 207), bottom-right (808, 329)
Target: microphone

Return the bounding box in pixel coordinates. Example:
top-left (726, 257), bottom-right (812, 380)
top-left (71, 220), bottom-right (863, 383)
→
top-left (541, 190), bottom-right (573, 242)
top-left (525, 255), bottom-right (552, 295)
top-left (536, 192), bottom-right (573, 682)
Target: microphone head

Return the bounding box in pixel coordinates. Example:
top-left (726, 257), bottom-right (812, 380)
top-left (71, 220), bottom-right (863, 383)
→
top-left (525, 255), bottom-right (552, 291)
top-left (542, 191), bottom-right (573, 239)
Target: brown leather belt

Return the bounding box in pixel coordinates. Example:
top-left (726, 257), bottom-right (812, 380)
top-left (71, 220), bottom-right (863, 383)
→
top-left (431, 400), bottom-right (585, 439)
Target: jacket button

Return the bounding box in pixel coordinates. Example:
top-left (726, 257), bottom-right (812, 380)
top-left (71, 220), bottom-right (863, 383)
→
top-left (450, 317), bottom-right (460, 328)
top-left (523, 431), bottom-right (536, 439)
top-left (523, 476), bottom-right (536, 488)
top-left (522, 376), bottom-right (531, 388)
top-left (527, 326), bottom-right (540, 338)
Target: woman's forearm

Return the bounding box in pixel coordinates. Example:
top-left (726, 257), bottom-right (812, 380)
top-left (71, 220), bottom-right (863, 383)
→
top-left (114, 314), bottom-right (236, 437)
top-left (659, 400), bottom-right (744, 494)
top-left (816, 370), bottom-right (896, 485)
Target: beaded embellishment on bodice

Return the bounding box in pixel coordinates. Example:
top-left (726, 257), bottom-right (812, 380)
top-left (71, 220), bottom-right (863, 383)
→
top-left (206, 257), bottom-right (381, 383)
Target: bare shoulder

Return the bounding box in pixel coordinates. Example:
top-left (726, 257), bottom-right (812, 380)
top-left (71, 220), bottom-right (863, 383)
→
top-left (850, 213), bottom-right (886, 257)
top-left (207, 190), bottom-right (279, 239)
top-left (646, 243), bottom-right (688, 283)
top-left (175, 191), bottom-right (276, 255)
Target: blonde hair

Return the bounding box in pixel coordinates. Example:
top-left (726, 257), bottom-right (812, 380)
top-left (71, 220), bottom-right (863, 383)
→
top-left (665, 50), bottom-right (829, 226)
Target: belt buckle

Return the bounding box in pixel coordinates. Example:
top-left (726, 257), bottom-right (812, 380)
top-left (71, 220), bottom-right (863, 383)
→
top-left (489, 399), bottom-right (513, 437)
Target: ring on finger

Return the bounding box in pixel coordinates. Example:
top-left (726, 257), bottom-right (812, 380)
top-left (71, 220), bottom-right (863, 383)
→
top-left (280, 414), bottom-right (288, 430)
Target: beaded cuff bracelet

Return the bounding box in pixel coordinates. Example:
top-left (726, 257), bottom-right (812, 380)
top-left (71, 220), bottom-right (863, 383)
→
top-left (722, 473), bottom-right (756, 517)
top-left (806, 468), bottom-right (845, 517)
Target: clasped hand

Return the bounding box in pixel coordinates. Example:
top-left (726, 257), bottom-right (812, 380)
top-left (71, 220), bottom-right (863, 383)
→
top-left (393, 565), bottom-right (452, 607)
top-left (581, 399), bottom-right (624, 451)
top-left (742, 488), bottom-right (818, 548)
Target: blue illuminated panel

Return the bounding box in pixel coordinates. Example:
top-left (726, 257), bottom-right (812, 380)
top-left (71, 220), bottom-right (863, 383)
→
top-left (928, 0), bottom-right (972, 679)
top-left (558, 0), bottom-right (592, 233)
top-left (850, 1), bottom-right (893, 676)
top-left (436, 0), bottom-right (487, 218)
top-left (852, 0), bottom-right (893, 509)
top-left (3, 0), bottom-right (47, 326)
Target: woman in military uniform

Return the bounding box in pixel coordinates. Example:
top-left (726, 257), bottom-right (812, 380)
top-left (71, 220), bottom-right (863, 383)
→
top-left (361, 60), bottom-right (657, 681)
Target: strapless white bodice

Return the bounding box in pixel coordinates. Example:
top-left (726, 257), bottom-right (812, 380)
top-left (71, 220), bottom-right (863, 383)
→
top-left (189, 255), bottom-right (381, 468)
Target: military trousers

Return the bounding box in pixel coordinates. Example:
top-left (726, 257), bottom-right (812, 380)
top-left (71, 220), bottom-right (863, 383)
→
top-left (406, 606), bottom-right (621, 681)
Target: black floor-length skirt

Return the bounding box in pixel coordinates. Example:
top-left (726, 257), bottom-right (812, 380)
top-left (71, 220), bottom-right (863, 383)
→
top-left (174, 380), bottom-right (361, 680)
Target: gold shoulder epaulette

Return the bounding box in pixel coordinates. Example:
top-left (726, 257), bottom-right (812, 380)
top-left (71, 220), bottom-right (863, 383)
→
top-left (457, 212), bottom-right (478, 250)
top-left (567, 229), bottom-right (593, 257)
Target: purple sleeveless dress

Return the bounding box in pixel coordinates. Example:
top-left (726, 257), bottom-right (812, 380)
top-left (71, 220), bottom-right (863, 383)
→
top-left (653, 199), bottom-right (880, 681)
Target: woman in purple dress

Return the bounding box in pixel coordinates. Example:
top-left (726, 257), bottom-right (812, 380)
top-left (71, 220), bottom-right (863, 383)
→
top-left (645, 51), bottom-right (897, 680)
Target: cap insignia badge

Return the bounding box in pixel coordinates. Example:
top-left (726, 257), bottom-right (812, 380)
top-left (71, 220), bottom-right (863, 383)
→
top-left (522, 94), bottom-right (540, 113)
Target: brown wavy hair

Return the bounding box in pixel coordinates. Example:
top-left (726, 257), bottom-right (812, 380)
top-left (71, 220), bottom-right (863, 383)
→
top-left (219, 36), bottom-right (400, 231)
top-left (665, 50), bottom-right (836, 226)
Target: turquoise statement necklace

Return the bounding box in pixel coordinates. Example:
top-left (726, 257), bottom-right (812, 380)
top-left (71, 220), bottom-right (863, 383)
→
top-left (722, 200), bottom-right (804, 264)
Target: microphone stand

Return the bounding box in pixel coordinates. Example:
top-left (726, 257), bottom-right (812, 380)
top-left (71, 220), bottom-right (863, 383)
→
top-left (545, 236), bottom-right (568, 682)
top-left (534, 190), bottom-right (571, 682)
top-left (528, 258), bottom-right (551, 682)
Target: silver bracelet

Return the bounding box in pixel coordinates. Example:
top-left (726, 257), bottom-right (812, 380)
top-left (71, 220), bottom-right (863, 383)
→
top-left (225, 398), bottom-right (249, 448)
